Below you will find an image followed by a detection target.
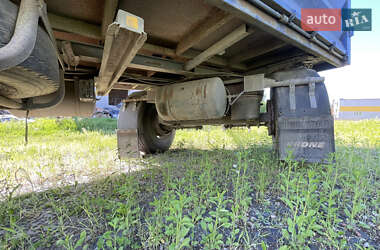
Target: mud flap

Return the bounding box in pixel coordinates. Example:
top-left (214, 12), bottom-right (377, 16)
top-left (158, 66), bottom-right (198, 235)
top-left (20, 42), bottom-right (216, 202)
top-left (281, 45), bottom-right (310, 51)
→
top-left (117, 102), bottom-right (141, 158)
top-left (275, 116), bottom-right (335, 163)
top-left (270, 69), bottom-right (335, 163)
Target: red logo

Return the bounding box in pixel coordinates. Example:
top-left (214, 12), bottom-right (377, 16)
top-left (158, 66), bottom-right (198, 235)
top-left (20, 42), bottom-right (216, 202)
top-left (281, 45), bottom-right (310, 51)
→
top-left (301, 9), bottom-right (341, 31)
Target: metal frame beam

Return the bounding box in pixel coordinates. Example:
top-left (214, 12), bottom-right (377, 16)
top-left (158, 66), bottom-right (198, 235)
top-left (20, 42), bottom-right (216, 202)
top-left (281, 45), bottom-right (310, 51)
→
top-left (247, 55), bottom-right (314, 75)
top-left (101, 0), bottom-right (119, 38)
top-left (185, 24), bottom-right (253, 71)
top-left (229, 40), bottom-right (286, 64)
top-left (206, 0), bottom-right (344, 67)
top-left (113, 82), bottom-right (154, 91)
top-left (49, 15), bottom-right (247, 71)
top-left (130, 54), bottom-right (218, 75)
top-left (53, 30), bottom-right (102, 46)
top-left (247, 49), bottom-right (304, 70)
top-left (70, 43), bottom-right (222, 76)
top-left (175, 8), bottom-right (233, 56)
top-left (95, 23), bottom-right (147, 95)
top-left (48, 13), bottom-right (101, 40)
top-left (61, 41), bottom-right (79, 67)
top-left (141, 43), bottom-right (247, 71)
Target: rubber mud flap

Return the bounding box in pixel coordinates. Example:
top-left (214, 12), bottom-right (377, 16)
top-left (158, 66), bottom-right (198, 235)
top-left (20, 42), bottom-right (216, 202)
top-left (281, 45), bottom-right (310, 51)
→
top-left (276, 116), bottom-right (335, 163)
top-left (270, 68), bottom-right (335, 163)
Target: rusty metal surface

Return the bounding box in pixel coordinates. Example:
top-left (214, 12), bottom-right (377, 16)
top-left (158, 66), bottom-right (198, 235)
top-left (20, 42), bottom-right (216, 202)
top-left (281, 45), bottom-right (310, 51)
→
top-left (47, 0), bottom-right (104, 25)
top-left (155, 77), bottom-right (227, 121)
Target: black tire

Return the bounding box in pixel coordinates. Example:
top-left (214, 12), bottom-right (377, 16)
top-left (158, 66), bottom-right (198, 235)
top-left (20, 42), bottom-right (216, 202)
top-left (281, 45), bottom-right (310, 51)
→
top-left (0, 0), bottom-right (59, 100)
top-left (137, 103), bottom-right (175, 154)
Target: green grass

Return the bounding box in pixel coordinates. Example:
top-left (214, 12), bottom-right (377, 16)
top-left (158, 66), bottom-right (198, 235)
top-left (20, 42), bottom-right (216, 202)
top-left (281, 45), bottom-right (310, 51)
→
top-left (0, 118), bottom-right (379, 249)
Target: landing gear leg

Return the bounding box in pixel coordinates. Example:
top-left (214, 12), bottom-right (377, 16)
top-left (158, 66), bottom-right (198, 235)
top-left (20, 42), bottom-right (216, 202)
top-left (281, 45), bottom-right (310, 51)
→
top-left (117, 102), bottom-right (140, 158)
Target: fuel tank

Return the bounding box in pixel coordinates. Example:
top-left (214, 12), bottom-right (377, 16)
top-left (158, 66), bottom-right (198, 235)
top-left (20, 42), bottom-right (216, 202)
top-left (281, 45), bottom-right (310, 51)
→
top-left (155, 77), bottom-right (227, 121)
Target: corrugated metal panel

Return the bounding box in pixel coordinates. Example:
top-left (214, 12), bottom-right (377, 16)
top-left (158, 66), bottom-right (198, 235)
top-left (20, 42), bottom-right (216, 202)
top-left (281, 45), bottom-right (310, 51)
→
top-left (268, 0), bottom-right (351, 60)
top-left (216, 0), bottom-right (349, 68)
top-left (338, 99), bottom-right (380, 120)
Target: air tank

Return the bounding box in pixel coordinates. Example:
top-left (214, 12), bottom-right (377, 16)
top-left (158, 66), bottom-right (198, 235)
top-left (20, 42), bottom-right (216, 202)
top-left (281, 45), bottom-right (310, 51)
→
top-left (155, 77), bottom-right (227, 121)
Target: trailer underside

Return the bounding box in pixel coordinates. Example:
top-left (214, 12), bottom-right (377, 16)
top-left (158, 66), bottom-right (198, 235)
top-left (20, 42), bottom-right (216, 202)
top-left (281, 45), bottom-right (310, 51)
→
top-left (41, 0), bottom-right (346, 92)
top-left (1, 0), bottom-right (346, 162)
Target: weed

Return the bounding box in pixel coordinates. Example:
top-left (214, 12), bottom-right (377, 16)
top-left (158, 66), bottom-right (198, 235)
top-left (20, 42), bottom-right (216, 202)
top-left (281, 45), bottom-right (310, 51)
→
top-left (200, 190), bottom-right (232, 249)
top-left (0, 119), bottom-right (378, 249)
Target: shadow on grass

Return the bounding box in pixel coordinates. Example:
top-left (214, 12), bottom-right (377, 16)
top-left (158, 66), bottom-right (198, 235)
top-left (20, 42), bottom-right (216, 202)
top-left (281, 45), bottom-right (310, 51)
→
top-left (0, 145), bottom-right (275, 248)
top-left (0, 144), bottom-right (379, 249)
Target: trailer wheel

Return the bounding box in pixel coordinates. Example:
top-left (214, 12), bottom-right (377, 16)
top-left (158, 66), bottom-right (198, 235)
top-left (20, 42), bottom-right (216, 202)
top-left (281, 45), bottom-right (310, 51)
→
top-left (138, 103), bottom-right (175, 154)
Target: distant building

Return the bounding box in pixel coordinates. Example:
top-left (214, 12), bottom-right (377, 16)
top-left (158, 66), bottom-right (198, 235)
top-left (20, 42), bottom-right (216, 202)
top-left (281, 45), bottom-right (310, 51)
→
top-left (337, 99), bottom-right (380, 120)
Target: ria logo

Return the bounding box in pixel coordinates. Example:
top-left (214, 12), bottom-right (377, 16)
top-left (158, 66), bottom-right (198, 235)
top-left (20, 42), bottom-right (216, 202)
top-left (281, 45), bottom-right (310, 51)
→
top-left (342, 8), bottom-right (371, 31)
top-left (287, 141), bottom-right (326, 149)
top-left (301, 8), bottom-right (372, 31)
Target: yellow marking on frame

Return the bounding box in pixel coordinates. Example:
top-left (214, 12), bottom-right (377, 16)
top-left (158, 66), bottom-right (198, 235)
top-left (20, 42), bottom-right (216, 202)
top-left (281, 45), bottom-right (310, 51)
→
top-left (340, 106), bottom-right (380, 112)
top-left (126, 16), bottom-right (139, 30)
